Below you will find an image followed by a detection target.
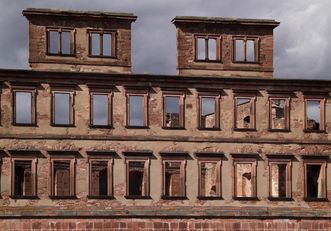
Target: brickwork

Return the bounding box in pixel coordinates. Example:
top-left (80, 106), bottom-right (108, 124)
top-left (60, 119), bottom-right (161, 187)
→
top-left (0, 218), bottom-right (330, 231)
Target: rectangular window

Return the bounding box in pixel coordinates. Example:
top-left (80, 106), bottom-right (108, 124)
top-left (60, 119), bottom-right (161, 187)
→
top-left (234, 96), bottom-right (255, 130)
top-left (267, 157), bottom-right (292, 200)
top-left (89, 160), bottom-right (112, 197)
top-left (305, 99), bottom-right (325, 131)
top-left (162, 160), bottom-right (186, 198)
top-left (304, 160), bottom-right (327, 200)
top-left (47, 28), bottom-right (74, 55)
top-left (269, 98), bottom-right (290, 130)
top-left (199, 95), bottom-right (220, 129)
top-left (126, 94), bottom-right (148, 127)
top-left (90, 93), bottom-right (112, 127)
top-left (233, 37), bottom-right (258, 63)
top-left (50, 158), bottom-right (75, 198)
top-left (52, 92), bottom-right (74, 126)
top-left (13, 91), bottom-right (36, 125)
top-left (195, 36), bottom-right (220, 61)
top-left (232, 155), bottom-right (258, 199)
top-left (89, 31), bottom-right (116, 57)
top-left (198, 161), bottom-right (221, 198)
top-left (126, 160), bottom-right (149, 198)
top-left (11, 159), bottom-right (37, 198)
top-left (163, 95), bottom-right (184, 128)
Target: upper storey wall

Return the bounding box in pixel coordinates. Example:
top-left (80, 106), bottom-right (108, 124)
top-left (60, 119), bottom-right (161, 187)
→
top-left (23, 8), bottom-right (137, 73)
top-left (172, 17), bottom-right (279, 78)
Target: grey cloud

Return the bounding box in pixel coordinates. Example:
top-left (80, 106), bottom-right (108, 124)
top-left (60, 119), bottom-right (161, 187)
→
top-left (0, 0), bottom-right (330, 79)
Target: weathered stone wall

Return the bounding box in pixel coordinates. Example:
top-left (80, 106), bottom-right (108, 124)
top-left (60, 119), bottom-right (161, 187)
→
top-left (25, 11), bottom-right (135, 73)
top-left (0, 218), bottom-right (330, 231)
top-left (0, 75), bottom-right (330, 219)
top-left (175, 22), bottom-right (276, 78)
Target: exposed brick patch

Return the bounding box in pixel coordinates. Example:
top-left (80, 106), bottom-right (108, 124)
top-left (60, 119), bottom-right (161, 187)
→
top-left (0, 218), bottom-right (329, 231)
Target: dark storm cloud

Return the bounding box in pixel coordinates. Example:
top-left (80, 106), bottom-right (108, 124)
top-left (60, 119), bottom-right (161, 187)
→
top-left (0, 0), bottom-right (330, 79)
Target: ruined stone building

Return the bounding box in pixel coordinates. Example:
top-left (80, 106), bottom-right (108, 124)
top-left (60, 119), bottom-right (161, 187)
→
top-left (0, 8), bottom-right (330, 230)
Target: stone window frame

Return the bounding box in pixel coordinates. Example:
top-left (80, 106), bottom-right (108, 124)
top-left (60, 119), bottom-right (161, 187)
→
top-left (231, 153), bottom-right (259, 201)
top-left (88, 29), bottom-right (117, 58)
top-left (162, 90), bottom-right (186, 129)
top-left (86, 151), bottom-right (115, 199)
top-left (9, 150), bottom-right (40, 199)
top-left (197, 91), bottom-right (221, 130)
top-left (195, 152), bottom-right (224, 200)
top-left (268, 94), bottom-right (291, 132)
top-left (125, 89), bottom-right (149, 129)
top-left (194, 34), bottom-right (222, 62)
top-left (303, 94), bottom-right (326, 133)
top-left (232, 36), bottom-right (260, 64)
top-left (233, 90), bottom-right (257, 131)
top-left (302, 155), bottom-right (328, 201)
top-left (48, 151), bottom-right (77, 199)
top-left (123, 151), bottom-right (153, 199)
top-left (89, 91), bottom-right (113, 128)
top-left (160, 152), bottom-right (188, 200)
top-left (46, 27), bottom-right (76, 56)
top-left (50, 89), bottom-right (75, 127)
top-left (12, 86), bottom-right (37, 126)
top-left (266, 154), bottom-right (294, 201)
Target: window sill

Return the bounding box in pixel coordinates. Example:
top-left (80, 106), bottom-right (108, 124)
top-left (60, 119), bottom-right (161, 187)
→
top-left (268, 129), bottom-right (291, 133)
top-left (197, 196), bottom-right (223, 200)
top-left (47, 53), bottom-right (76, 57)
top-left (49, 195), bottom-right (77, 200)
top-left (162, 126), bottom-right (185, 130)
top-left (89, 125), bottom-right (113, 129)
top-left (268, 197), bottom-right (293, 201)
top-left (124, 195), bottom-right (152, 200)
top-left (12, 123), bottom-right (38, 127)
top-left (232, 61), bottom-right (259, 64)
top-left (10, 195), bottom-right (39, 200)
top-left (87, 195), bottom-right (114, 200)
top-left (234, 128), bottom-right (256, 132)
top-left (233, 196), bottom-right (259, 201)
top-left (303, 197), bottom-right (329, 202)
top-left (51, 124), bottom-right (75, 127)
top-left (303, 129), bottom-right (327, 133)
top-left (161, 196), bottom-right (188, 200)
top-left (88, 55), bottom-right (117, 59)
top-left (125, 126), bottom-right (149, 129)
top-left (194, 59), bottom-right (222, 63)
top-left (198, 127), bottom-right (221, 131)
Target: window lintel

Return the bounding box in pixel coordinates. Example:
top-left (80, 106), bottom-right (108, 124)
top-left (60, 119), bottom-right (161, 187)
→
top-left (123, 150), bottom-right (154, 157)
top-left (194, 152), bottom-right (224, 158)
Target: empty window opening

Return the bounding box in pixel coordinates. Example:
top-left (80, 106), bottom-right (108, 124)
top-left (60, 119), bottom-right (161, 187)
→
top-left (90, 161), bottom-right (108, 196)
top-left (200, 162), bottom-right (217, 197)
top-left (306, 164), bottom-right (324, 198)
top-left (14, 160), bottom-right (33, 196)
top-left (236, 98), bottom-right (253, 129)
top-left (14, 92), bottom-right (33, 124)
top-left (270, 99), bottom-right (286, 129)
top-left (128, 161), bottom-right (146, 196)
top-left (196, 37), bottom-right (218, 61)
top-left (92, 94), bottom-right (109, 126)
top-left (164, 162), bottom-right (183, 197)
top-left (48, 29), bottom-right (73, 55)
top-left (128, 95), bottom-right (144, 126)
top-left (200, 97), bottom-right (216, 129)
top-left (53, 92), bottom-right (71, 125)
top-left (234, 38), bottom-right (257, 62)
top-left (165, 96), bottom-right (181, 128)
top-left (306, 100), bottom-right (321, 130)
top-left (53, 160), bottom-right (71, 196)
top-left (236, 163), bottom-right (253, 197)
top-left (90, 32), bottom-right (114, 57)
top-left (270, 164), bottom-right (287, 198)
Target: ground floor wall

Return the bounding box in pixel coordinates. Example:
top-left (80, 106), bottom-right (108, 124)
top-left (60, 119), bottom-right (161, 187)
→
top-left (0, 218), bottom-right (330, 230)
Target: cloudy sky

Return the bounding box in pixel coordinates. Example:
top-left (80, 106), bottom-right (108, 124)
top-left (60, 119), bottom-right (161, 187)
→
top-left (0, 0), bottom-right (330, 79)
